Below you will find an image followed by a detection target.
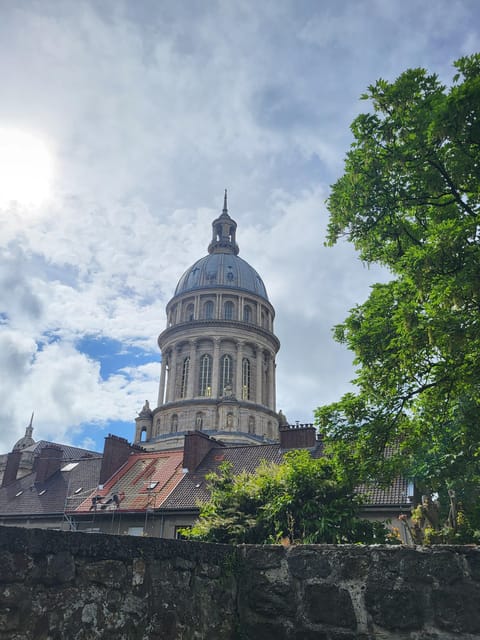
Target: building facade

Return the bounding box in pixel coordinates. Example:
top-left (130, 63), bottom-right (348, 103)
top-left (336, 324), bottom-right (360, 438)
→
top-left (135, 193), bottom-right (282, 448)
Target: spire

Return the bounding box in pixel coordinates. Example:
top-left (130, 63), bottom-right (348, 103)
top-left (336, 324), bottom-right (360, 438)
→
top-left (208, 190), bottom-right (239, 255)
top-left (26, 412), bottom-right (34, 438)
top-left (12, 412), bottom-right (35, 451)
top-left (222, 188), bottom-right (228, 215)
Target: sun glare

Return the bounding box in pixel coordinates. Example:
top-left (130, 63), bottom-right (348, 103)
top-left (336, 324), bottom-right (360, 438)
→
top-left (0, 128), bottom-right (54, 207)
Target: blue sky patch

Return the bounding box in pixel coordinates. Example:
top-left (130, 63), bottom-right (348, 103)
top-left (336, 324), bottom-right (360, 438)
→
top-left (76, 335), bottom-right (156, 379)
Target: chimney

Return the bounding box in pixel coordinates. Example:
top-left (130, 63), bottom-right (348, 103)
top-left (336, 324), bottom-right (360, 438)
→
top-left (34, 445), bottom-right (63, 483)
top-left (183, 431), bottom-right (222, 472)
top-left (100, 434), bottom-right (141, 485)
top-left (2, 449), bottom-right (22, 487)
top-left (279, 424), bottom-right (317, 450)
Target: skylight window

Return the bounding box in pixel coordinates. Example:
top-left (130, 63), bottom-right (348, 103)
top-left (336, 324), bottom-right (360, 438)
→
top-left (38, 489), bottom-right (47, 496)
top-left (74, 487), bottom-right (83, 494)
top-left (147, 481), bottom-right (158, 490)
top-left (15, 490), bottom-right (23, 497)
top-left (61, 462), bottom-right (79, 472)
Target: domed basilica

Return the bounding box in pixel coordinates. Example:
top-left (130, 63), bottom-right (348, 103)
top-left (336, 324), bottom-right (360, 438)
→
top-left (135, 192), bottom-right (282, 449)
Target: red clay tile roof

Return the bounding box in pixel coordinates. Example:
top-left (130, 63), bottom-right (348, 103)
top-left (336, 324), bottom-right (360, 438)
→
top-left (73, 450), bottom-right (184, 514)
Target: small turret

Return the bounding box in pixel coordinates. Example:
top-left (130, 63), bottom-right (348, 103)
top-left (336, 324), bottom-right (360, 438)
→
top-left (135, 400), bottom-right (153, 443)
top-left (208, 190), bottom-right (239, 255)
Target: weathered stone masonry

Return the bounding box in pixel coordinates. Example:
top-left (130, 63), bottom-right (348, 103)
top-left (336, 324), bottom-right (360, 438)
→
top-left (0, 527), bottom-right (237, 640)
top-left (1, 526), bottom-right (480, 639)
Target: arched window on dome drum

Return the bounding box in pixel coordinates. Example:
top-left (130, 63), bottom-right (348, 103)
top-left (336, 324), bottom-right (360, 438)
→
top-left (171, 414), bottom-right (178, 433)
top-left (248, 416), bottom-right (255, 434)
top-left (204, 300), bottom-right (214, 320)
top-left (242, 357), bottom-right (251, 400)
top-left (224, 301), bottom-right (234, 320)
top-left (221, 354), bottom-right (233, 395)
top-left (199, 354), bottom-right (212, 397)
top-left (243, 305), bottom-right (252, 323)
top-left (186, 303), bottom-right (194, 322)
top-left (180, 357), bottom-right (190, 398)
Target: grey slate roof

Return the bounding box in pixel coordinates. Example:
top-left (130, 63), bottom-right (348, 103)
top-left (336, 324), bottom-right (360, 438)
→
top-left (0, 457), bottom-right (102, 517)
top-left (357, 476), bottom-right (413, 508)
top-left (19, 440), bottom-right (101, 460)
top-left (163, 442), bottom-right (317, 510)
top-left (174, 253), bottom-right (269, 300)
top-left (162, 440), bottom-right (410, 513)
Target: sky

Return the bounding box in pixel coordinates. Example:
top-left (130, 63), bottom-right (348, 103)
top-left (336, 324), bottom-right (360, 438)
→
top-left (0, 0), bottom-right (478, 453)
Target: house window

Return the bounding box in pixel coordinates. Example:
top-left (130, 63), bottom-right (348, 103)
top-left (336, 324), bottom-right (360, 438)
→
top-left (199, 354), bottom-right (212, 396)
top-left (243, 305), bottom-right (252, 323)
top-left (175, 525), bottom-right (191, 540)
top-left (180, 357), bottom-right (190, 398)
top-left (242, 358), bottom-right (251, 400)
top-left (221, 354), bottom-right (233, 395)
top-left (224, 301), bottom-right (234, 320)
top-left (204, 300), bottom-right (214, 319)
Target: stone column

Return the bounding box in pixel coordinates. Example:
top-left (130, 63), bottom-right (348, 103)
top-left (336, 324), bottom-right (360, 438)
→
top-left (268, 352), bottom-right (275, 410)
top-left (256, 347), bottom-right (263, 405)
top-left (187, 339), bottom-right (197, 398)
top-left (157, 355), bottom-right (167, 406)
top-left (211, 338), bottom-right (221, 397)
top-left (167, 345), bottom-right (178, 402)
top-left (235, 341), bottom-right (244, 399)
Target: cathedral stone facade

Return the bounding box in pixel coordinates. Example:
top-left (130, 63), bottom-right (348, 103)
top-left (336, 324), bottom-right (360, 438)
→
top-left (135, 193), bottom-right (281, 448)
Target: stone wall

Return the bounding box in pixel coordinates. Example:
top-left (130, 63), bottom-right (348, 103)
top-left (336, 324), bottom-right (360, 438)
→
top-left (239, 544), bottom-right (480, 639)
top-left (1, 526), bottom-right (480, 639)
top-left (0, 526), bottom-right (237, 640)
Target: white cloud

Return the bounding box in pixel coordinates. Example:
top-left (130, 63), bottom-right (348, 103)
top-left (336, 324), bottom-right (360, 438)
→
top-left (0, 0), bottom-right (478, 450)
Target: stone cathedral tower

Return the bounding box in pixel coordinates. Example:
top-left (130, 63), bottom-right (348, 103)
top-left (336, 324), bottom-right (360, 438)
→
top-left (135, 192), bottom-right (281, 449)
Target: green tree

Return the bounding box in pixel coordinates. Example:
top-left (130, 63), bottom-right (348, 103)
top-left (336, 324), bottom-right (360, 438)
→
top-left (316, 54), bottom-right (480, 539)
top-left (182, 450), bottom-right (388, 544)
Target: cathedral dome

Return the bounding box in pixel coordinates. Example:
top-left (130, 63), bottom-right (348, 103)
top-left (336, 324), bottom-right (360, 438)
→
top-left (174, 253), bottom-right (269, 301)
top-left (173, 190), bottom-right (269, 301)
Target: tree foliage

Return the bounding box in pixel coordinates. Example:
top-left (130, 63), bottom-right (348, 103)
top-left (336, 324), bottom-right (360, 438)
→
top-left (182, 450), bottom-right (388, 544)
top-left (316, 54), bottom-right (480, 535)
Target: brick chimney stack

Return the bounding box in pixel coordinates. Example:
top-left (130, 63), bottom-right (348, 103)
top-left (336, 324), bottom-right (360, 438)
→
top-left (183, 431), bottom-right (223, 472)
top-left (1, 450), bottom-right (22, 487)
top-left (99, 434), bottom-right (144, 485)
top-left (34, 445), bottom-right (63, 484)
top-left (279, 424), bottom-right (317, 450)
